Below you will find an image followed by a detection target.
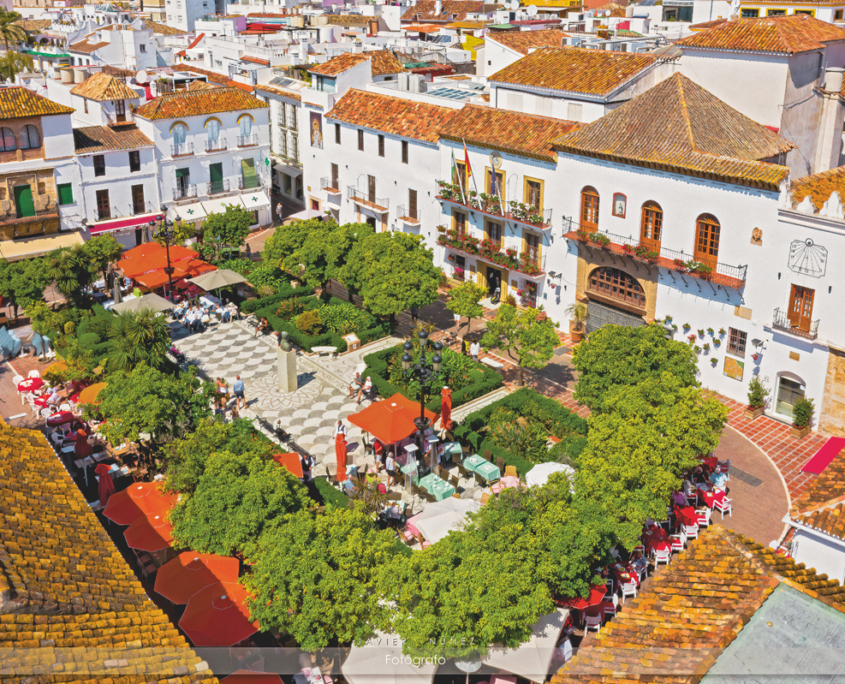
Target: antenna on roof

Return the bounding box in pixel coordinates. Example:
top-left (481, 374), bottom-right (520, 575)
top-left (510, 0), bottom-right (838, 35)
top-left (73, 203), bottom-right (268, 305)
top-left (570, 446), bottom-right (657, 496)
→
top-left (527, 4), bottom-right (538, 16)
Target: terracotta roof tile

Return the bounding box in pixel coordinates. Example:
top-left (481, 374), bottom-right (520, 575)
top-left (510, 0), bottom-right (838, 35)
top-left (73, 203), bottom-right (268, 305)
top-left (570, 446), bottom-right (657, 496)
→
top-left (676, 14), bottom-right (845, 54)
top-left (401, 0), bottom-right (485, 22)
top-left (440, 104), bottom-right (581, 161)
top-left (14, 19), bottom-right (52, 32)
top-left (489, 46), bottom-right (656, 96)
top-left (69, 38), bottom-right (109, 54)
top-left (135, 86), bottom-right (267, 120)
top-left (188, 79), bottom-right (220, 91)
top-left (145, 18), bottom-right (190, 35)
top-left (789, 446), bottom-right (845, 534)
top-left (254, 83), bottom-right (302, 101)
top-left (326, 88), bottom-right (455, 143)
top-left (326, 14), bottom-right (372, 25)
top-left (486, 28), bottom-right (569, 54)
top-left (176, 64), bottom-right (230, 85)
top-left (552, 73), bottom-right (793, 190)
top-left (791, 165), bottom-right (845, 210)
top-left (689, 17), bottom-right (728, 31)
top-left (0, 86), bottom-right (74, 121)
top-left (73, 123), bottom-right (153, 154)
top-left (242, 56), bottom-right (270, 66)
top-left (71, 73), bottom-right (140, 101)
top-left (309, 50), bottom-right (404, 77)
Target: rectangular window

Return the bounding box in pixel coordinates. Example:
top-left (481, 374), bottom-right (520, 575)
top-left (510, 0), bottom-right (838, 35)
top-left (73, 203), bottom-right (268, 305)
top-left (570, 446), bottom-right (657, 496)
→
top-left (835, 9), bottom-right (843, 20)
top-left (794, 9), bottom-right (814, 15)
top-left (485, 220), bottom-right (503, 247)
top-left (131, 184), bottom-right (145, 214)
top-left (454, 210), bottom-right (466, 237)
top-left (358, 129), bottom-right (364, 151)
top-left (378, 134), bottom-right (384, 157)
top-left (129, 150), bottom-right (140, 172)
top-left (788, 284), bottom-right (815, 333)
top-left (727, 328), bottom-right (747, 358)
top-left (57, 183), bottom-right (74, 206)
top-left (96, 188), bottom-right (110, 221)
top-left (283, 172), bottom-right (292, 195)
top-left (93, 155), bottom-right (105, 177)
top-left (331, 163), bottom-right (339, 189)
top-left (335, 123), bottom-right (341, 144)
top-left (740, 8), bottom-right (759, 17)
top-left (114, 99), bottom-right (126, 122)
top-left (486, 169), bottom-right (504, 202)
top-left (401, 140), bottom-right (408, 164)
top-left (140, 44), bottom-right (147, 52)
top-left (84, 99), bottom-right (88, 114)
top-left (525, 179), bottom-right (542, 210)
top-left (409, 188), bottom-right (417, 219)
top-left (241, 158), bottom-right (258, 189)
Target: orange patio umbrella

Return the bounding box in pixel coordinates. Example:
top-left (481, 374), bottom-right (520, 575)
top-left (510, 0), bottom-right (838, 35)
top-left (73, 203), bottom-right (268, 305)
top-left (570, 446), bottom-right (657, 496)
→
top-left (77, 382), bottom-right (107, 406)
top-left (154, 552), bottom-right (240, 604)
top-left (273, 452), bottom-right (303, 478)
top-left (440, 387), bottom-right (452, 431)
top-left (103, 482), bottom-right (178, 526)
top-left (44, 360), bottom-right (67, 375)
top-left (120, 241), bottom-right (166, 261)
top-left (348, 393), bottom-right (439, 445)
top-left (179, 581), bottom-right (259, 648)
top-left (118, 245), bottom-right (199, 278)
top-left (124, 513), bottom-right (174, 552)
top-left (134, 260), bottom-right (216, 290)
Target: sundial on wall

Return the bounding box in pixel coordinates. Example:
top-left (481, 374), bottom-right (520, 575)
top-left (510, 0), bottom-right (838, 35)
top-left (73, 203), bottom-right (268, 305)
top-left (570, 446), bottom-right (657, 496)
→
top-left (788, 238), bottom-right (827, 278)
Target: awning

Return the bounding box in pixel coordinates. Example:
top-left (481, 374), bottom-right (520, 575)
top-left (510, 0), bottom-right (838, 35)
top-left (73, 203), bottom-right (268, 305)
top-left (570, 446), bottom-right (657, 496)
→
top-left (170, 201), bottom-right (206, 222)
top-left (274, 162), bottom-right (302, 176)
top-left (201, 196), bottom-right (243, 216)
top-left (239, 190), bottom-right (270, 211)
top-left (287, 208), bottom-right (324, 221)
top-left (0, 231), bottom-right (84, 261)
top-left (89, 212), bottom-right (161, 236)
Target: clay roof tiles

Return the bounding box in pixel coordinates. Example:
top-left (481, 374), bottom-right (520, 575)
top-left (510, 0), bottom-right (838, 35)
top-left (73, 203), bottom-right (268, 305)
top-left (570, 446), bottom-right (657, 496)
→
top-left (326, 88), bottom-right (455, 143)
top-left (254, 83), bottom-right (302, 101)
top-left (676, 14), bottom-right (845, 54)
top-left (68, 38), bottom-right (109, 54)
top-left (188, 79), bottom-right (220, 91)
top-left (552, 73), bottom-right (793, 191)
top-left (310, 50), bottom-right (404, 77)
top-left (439, 104), bottom-right (581, 161)
top-left (489, 46), bottom-right (657, 95)
top-left (73, 123), bottom-right (153, 154)
top-left (791, 165), bottom-right (845, 210)
top-left (14, 18), bottom-right (52, 32)
top-left (401, 0), bottom-right (485, 22)
top-left (134, 86), bottom-right (267, 120)
top-left (0, 86), bottom-right (74, 121)
top-left (486, 28), bottom-right (569, 54)
top-left (787, 444), bottom-right (845, 539)
top-left (145, 18), bottom-right (190, 35)
top-left (70, 72), bottom-right (140, 101)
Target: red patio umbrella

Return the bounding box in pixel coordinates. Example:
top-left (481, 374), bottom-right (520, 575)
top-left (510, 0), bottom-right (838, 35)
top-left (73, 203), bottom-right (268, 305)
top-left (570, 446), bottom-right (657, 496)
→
top-left (154, 552), bottom-right (240, 604)
top-left (95, 463), bottom-right (116, 508)
top-left (222, 672), bottom-right (282, 684)
top-left (179, 581), bottom-right (259, 647)
top-left (124, 513), bottom-right (174, 552)
top-left (335, 433), bottom-right (348, 481)
top-left (103, 482), bottom-right (178, 526)
top-left (440, 387), bottom-right (452, 431)
top-left (558, 584), bottom-right (607, 610)
top-left (74, 429), bottom-right (94, 459)
top-left (347, 393), bottom-right (439, 445)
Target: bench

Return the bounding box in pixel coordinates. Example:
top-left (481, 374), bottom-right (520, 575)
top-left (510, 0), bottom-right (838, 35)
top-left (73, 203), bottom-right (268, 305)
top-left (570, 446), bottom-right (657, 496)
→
top-left (312, 346), bottom-right (338, 357)
top-left (481, 357), bottom-right (504, 370)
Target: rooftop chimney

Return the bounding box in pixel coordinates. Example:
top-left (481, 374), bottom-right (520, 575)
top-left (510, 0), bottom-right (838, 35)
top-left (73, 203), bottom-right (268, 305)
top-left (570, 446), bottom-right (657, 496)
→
top-left (435, 0), bottom-right (443, 16)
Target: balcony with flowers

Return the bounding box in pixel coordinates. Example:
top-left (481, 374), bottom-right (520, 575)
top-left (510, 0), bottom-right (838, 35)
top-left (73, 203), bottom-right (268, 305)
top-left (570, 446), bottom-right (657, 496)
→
top-left (437, 225), bottom-right (545, 278)
top-left (563, 227), bottom-right (747, 290)
top-left (435, 181), bottom-right (552, 229)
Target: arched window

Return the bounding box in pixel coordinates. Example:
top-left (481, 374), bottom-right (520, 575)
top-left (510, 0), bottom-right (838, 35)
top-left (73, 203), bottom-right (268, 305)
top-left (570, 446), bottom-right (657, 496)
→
top-left (239, 114), bottom-right (253, 138)
top-left (640, 201), bottom-right (663, 250)
top-left (580, 186), bottom-right (599, 233)
top-left (19, 125), bottom-right (40, 150)
top-left (206, 118), bottom-right (221, 141)
top-left (589, 267), bottom-right (645, 308)
top-left (172, 122), bottom-right (188, 145)
top-left (694, 214), bottom-right (720, 267)
top-left (0, 127), bottom-right (15, 152)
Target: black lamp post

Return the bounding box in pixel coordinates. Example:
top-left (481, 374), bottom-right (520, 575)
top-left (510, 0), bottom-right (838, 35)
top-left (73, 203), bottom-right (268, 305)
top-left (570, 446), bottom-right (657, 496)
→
top-left (148, 213), bottom-right (180, 301)
top-left (402, 330), bottom-right (443, 457)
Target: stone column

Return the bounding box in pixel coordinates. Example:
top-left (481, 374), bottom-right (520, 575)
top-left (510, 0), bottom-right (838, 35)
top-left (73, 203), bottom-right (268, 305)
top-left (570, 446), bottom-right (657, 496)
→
top-left (277, 347), bottom-right (297, 393)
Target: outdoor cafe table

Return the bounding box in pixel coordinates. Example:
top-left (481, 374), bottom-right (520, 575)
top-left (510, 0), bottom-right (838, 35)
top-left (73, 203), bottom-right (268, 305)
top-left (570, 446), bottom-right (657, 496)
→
top-left (642, 527), bottom-right (670, 555)
top-left (698, 486), bottom-right (726, 509)
top-left (610, 562), bottom-right (639, 588)
top-left (463, 454), bottom-right (486, 472)
top-left (17, 377), bottom-right (44, 393)
top-left (675, 505), bottom-right (699, 527)
top-left (419, 473), bottom-right (456, 501)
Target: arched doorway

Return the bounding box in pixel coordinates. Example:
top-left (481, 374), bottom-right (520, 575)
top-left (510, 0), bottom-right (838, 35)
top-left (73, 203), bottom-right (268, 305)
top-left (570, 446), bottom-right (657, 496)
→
top-left (585, 266), bottom-right (647, 333)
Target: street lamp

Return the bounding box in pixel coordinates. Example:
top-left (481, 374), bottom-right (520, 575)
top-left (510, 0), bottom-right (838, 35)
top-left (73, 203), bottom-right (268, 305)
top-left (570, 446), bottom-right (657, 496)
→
top-left (148, 213), bottom-right (181, 301)
top-left (402, 329), bottom-right (442, 459)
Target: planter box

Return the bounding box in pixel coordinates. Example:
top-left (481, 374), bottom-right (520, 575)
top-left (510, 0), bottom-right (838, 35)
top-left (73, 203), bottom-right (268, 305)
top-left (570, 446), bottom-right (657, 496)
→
top-left (743, 406), bottom-right (764, 421)
top-left (791, 424), bottom-right (811, 439)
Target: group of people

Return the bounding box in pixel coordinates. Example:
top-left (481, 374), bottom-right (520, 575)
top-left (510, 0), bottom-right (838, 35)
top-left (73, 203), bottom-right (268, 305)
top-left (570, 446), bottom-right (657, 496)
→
top-left (213, 375), bottom-right (247, 416)
top-left (174, 298), bottom-right (240, 332)
top-left (347, 372), bottom-right (373, 405)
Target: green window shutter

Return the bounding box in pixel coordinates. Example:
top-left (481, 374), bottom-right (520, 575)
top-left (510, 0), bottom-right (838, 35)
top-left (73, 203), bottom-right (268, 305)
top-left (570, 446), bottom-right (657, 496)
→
top-left (241, 158), bottom-right (257, 189)
top-left (210, 162), bottom-right (223, 184)
top-left (14, 185), bottom-right (34, 219)
top-left (57, 183), bottom-right (74, 206)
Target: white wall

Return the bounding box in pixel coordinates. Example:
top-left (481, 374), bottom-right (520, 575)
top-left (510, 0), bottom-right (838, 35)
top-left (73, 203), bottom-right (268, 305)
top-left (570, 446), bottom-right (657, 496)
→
top-left (793, 528), bottom-right (845, 583)
top-left (76, 146), bottom-right (159, 222)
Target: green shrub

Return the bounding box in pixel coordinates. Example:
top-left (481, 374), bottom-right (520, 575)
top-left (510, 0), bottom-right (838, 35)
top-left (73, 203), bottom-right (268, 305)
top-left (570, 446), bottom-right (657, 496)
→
top-left (792, 397), bottom-right (814, 428)
top-left (77, 332), bottom-right (101, 348)
top-left (318, 302), bottom-right (376, 335)
top-left (276, 297), bottom-right (306, 320)
top-left (313, 477), bottom-right (350, 510)
top-left (747, 376), bottom-right (768, 409)
top-left (296, 310), bottom-right (323, 336)
top-left (241, 284), bottom-right (317, 314)
top-left (85, 316), bottom-right (114, 340)
top-left (245, 261), bottom-right (290, 293)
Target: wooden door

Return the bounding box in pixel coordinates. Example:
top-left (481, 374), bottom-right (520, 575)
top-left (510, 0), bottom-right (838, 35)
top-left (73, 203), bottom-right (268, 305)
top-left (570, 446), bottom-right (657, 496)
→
top-left (640, 202), bottom-right (662, 250)
top-left (367, 175), bottom-right (376, 203)
top-left (581, 188), bottom-right (599, 234)
top-left (524, 231), bottom-right (541, 267)
top-left (114, 99), bottom-right (126, 122)
top-left (788, 285), bottom-right (815, 332)
top-left (694, 214), bottom-right (720, 267)
top-left (409, 189), bottom-right (417, 220)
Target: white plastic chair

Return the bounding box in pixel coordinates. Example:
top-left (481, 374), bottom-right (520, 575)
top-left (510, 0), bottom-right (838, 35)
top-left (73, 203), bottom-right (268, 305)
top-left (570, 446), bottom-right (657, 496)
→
top-left (584, 613), bottom-right (602, 633)
top-left (714, 497), bottom-right (733, 518)
top-left (603, 593), bottom-right (619, 619)
top-left (40, 408), bottom-right (52, 425)
top-left (28, 370), bottom-right (41, 378)
top-left (684, 524), bottom-right (699, 540)
top-left (12, 374), bottom-right (24, 386)
top-left (620, 581), bottom-right (637, 604)
top-left (59, 403), bottom-right (71, 412)
top-left (696, 507), bottom-right (711, 527)
top-left (670, 532), bottom-right (685, 552)
top-left (654, 548), bottom-right (671, 567)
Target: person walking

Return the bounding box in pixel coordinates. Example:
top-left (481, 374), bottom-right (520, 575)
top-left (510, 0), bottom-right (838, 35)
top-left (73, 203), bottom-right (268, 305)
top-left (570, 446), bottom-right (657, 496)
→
top-left (410, 305), bottom-right (418, 326)
top-left (470, 339), bottom-right (480, 362)
top-left (232, 375), bottom-right (246, 410)
top-left (276, 202), bottom-right (283, 223)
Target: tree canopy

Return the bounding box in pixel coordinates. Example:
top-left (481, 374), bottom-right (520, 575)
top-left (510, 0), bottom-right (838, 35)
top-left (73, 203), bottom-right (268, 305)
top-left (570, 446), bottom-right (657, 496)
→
top-left (571, 323), bottom-right (699, 411)
top-left (107, 310), bottom-right (171, 372)
top-left (83, 234), bottom-right (124, 286)
top-left (200, 204), bottom-right (253, 258)
top-left (45, 246), bottom-right (93, 305)
top-left (481, 304), bottom-right (559, 385)
top-left (446, 281), bottom-right (486, 331)
top-left (0, 257), bottom-right (51, 316)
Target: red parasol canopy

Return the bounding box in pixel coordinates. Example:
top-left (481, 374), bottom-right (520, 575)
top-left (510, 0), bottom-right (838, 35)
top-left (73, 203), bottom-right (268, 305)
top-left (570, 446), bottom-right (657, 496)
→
top-left (117, 245), bottom-right (199, 277)
top-left (74, 429), bottom-right (93, 458)
top-left (134, 259), bottom-right (216, 290)
top-left (124, 513), bottom-right (173, 552)
top-left (440, 387), bottom-right (452, 431)
top-left (95, 463), bottom-right (116, 508)
top-left (222, 672), bottom-right (282, 684)
top-left (558, 584), bottom-right (607, 610)
top-left (335, 433), bottom-right (348, 481)
top-left (154, 552), bottom-right (240, 604)
top-left (179, 581), bottom-right (259, 647)
top-left (273, 452), bottom-right (303, 479)
top-left (347, 393), bottom-right (439, 445)
top-left (103, 482), bottom-right (178, 526)
top-left (120, 241), bottom-right (167, 261)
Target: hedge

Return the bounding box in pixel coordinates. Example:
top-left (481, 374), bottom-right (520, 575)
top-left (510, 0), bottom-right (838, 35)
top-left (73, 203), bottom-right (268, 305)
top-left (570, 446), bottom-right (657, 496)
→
top-left (313, 476), bottom-right (350, 509)
top-left (453, 388), bottom-right (588, 477)
top-left (362, 345), bottom-right (503, 412)
top-left (241, 284), bottom-right (317, 314)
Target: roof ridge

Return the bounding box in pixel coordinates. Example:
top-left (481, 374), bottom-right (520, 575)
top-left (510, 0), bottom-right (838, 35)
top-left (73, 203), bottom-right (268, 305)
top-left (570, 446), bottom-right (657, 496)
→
top-left (676, 73), bottom-right (698, 153)
top-left (794, 494), bottom-right (845, 518)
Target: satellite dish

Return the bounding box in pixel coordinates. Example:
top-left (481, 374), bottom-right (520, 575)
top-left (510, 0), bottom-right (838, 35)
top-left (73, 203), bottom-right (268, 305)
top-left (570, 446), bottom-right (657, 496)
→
top-left (605, 9), bottom-right (611, 16)
top-left (490, 151), bottom-right (502, 169)
top-left (508, 0), bottom-right (519, 10)
top-left (527, 4), bottom-right (538, 15)
top-left (136, 69), bottom-right (148, 83)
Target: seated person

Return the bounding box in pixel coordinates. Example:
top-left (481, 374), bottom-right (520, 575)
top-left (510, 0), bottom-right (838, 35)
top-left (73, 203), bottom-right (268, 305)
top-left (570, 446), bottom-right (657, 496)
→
top-left (682, 479), bottom-right (695, 498)
top-left (344, 476), bottom-right (357, 494)
top-left (226, 301), bottom-right (240, 320)
top-left (348, 372), bottom-right (363, 398)
top-left (357, 376), bottom-right (372, 405)
top-left (709, 469), bottom-right (728, 490)
top-left (671, 490), bottom-right (687, 507)
top-left (50, 428), bottom-right (65, 446)
top-left (254, 317), bottom-right (270, 337)
top-left (384, 502), bottom-right (403, 528)
top-left (219, 306), bottom-right (231, 323)
top-left (630, 549), bottom-right (647, 578)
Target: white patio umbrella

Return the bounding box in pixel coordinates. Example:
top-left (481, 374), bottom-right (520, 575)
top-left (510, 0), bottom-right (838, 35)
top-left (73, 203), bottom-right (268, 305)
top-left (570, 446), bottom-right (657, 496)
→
top-left (112, 293), bottom-right (173, 314)
top-left (525, 462), bottom-right (575, 488)
top-left (188, 268), bottom-right (248, 296)
top-left (411, 497), bottom-right (479, 544)
top-left (482, 608), bottom-right (570, 683)
top-left (342, 630), bottom-right (437, 684)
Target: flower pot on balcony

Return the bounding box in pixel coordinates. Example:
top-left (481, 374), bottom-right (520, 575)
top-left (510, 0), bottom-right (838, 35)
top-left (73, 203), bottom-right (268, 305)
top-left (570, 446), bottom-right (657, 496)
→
top-left (791, 424), bottom-right (811, 439)
top-left (569, 320), bottom-right (584, 343)
top-left (743, 405), bottom-right (764, 421)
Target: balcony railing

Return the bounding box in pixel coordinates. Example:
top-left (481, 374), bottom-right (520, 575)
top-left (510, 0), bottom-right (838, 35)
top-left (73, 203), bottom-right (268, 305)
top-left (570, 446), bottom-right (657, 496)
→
top-left (238, 175), bottom-right (262, 190)
top-left (204, 138), bottom-right (228, 153)
top-left (171, 142), bottom-right (194, 157)
top-left (397, 205), bottom-right (420, 224)
top-left (173, 184), bottom-right (197, 201)
top-left (436, 180), bottom-right (553, 229)
top-left (321, 177), bottom-right (341, 192)
top-left (772, 307), bottom-right (819, 340)
top-left (563, 228), bottom-right (748, 290)
top-left (237, 134), bottom-right (259, 148)
top-left (437, 230), bottom-right (544, 277)
top-left (207, 179), bottom-right (230, 195)
top-left (106, 201), bottom-right (156, 219)
top-left (348, 187), bottom-right (389, 212)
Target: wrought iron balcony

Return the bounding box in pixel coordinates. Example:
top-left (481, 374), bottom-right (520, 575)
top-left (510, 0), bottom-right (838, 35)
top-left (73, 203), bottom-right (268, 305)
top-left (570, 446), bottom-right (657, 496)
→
top-left (171, 142), bottom-right (194, 157)
top-left (772, 307), bottom-right (819, 340)
top-left (435, 179), bottom-right (553, 229)
top-left (321, 177), bottom-right (341, 193)
top-left (204, 138), bottom-right (228, 153)
top-left (348, 187), bottom-right (388, 212)
top-left (173, 184), bottom-right (197, 201)
top-left (236, 134), bottom-right (259, 148)
top-left (397, 205), bottom-right (420, 224)
top-left (238, 175), bottom-right (262, 190)
top-left (207, 179), bottom-right (229, 195)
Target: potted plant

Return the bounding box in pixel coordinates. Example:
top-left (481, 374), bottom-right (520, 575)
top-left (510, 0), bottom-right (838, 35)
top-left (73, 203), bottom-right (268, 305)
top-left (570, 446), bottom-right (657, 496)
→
top-left (744, 376), bottom-right (769, 420)
top-left (714, 338), bottom-right (721, 347)
top-left (702, 342), bottom-right (710, 352)
top-left (687, 334), bottom-right (696, 344)
top-left (718, 327), bottom-right (726, 336)
top-left (791, 397), bottom-right (814, 439)
top-left (565, 301), bottom-right (588, 343)
top-left (693, 345), bottom-right (702, 354)
top-left (711, 357), bottom-right (718, 367)
top-left (683, 323), bottom-right (691, 332)
top-left (707, 327), bottom-right (714, 335)
top-left (697, 329), bottom-right (705, 337)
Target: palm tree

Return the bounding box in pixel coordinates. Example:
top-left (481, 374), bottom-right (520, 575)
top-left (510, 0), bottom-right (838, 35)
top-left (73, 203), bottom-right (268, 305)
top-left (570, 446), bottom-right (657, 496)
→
top-left (0, 10), bottom-right (27, 80)
top-left (107, 310), bottom-right (170, 372)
